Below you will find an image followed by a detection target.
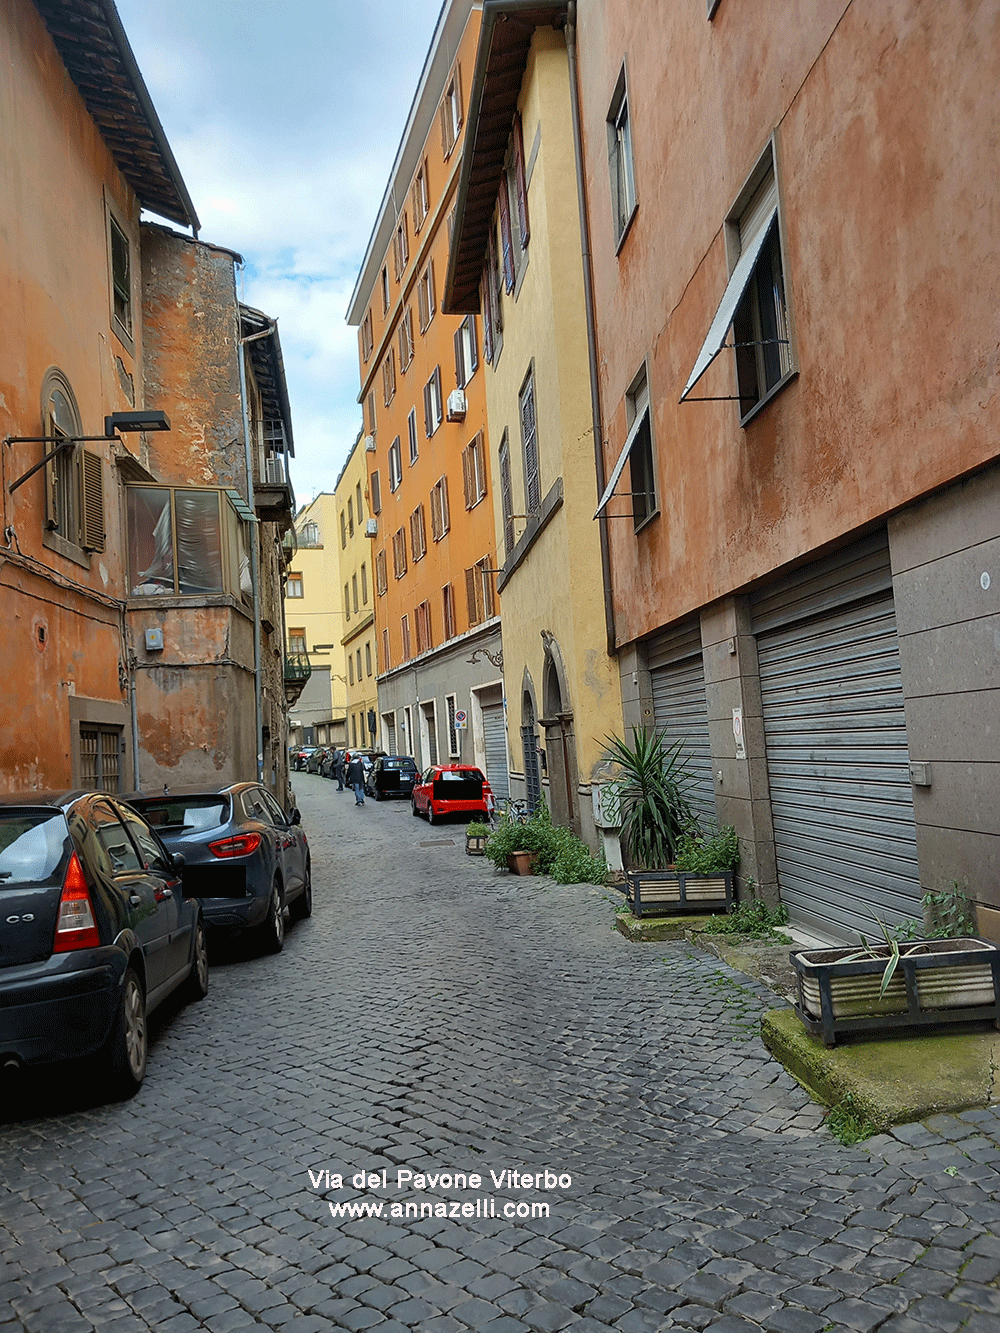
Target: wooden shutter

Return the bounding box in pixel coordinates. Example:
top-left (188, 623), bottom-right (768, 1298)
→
top-left (454, 326), bottom-right (465, 388)
top-left (462, 444), bottom-right (474, 508)
top-left (423, 380), bottom-right (432, 436)
top-left (81, 450), bottom-right (105, 552)
top-left (472, 433), bottom-right (485, 501)
top-left (430, 484), bottom-right (442, 541)
top-left (440, 100), bottom-right (450, 155)
top-left (499, 438), bottom-right (514, 555)
top-left (498, 179), bottom-right (515, 292)
top-left (432, 367), bottom-right (442, 429)
top-left (480, 560), bottom-right (494, 618)
top-left (481, 264), bottom-right (495, 364)
top-left (465, 566), bottom-right (478, 626)
top-left (512, 115), bottom-right (530, 246)
top-left (439, 475), bottom-right (449, 532)
top-left (520, 377), bottom-right (540, 512)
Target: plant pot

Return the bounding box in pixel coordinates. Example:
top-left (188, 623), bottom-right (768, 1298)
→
top-left (466, 834), bottom-right (487, 856)
top-left (791, 937), bottom-right (1000, 1047)
top-left (626, 869), bottom-right (733, 917)
top-left (506, 850), bottom-right (538, 876)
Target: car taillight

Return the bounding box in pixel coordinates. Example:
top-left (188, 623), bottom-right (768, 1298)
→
top-left (208, 832), bottom-right (262, 859)
top-left (52, 853), bottom-right (101, 952)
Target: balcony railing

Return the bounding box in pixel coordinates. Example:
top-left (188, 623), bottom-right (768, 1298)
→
top-left (283, 653), bottom-right (312, 706)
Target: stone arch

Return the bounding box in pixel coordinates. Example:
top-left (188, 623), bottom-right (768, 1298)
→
top-left (520, 669), bottom-right (542, 812)
top-left (539, 632), bottom-right (580, 835)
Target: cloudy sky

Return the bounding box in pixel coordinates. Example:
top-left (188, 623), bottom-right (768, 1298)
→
top-left (114, 0), bottom-right (445, 503)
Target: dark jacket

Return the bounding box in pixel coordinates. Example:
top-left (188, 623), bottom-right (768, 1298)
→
top-left (345, 757), bottom-right (365, 787)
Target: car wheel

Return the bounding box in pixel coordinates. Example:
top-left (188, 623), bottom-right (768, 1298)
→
top-left (292, 860), bottom-right (313, 920)
top-left (184, 916), bottom-right (209, 1001)
top-left (411, 799), bottom-right (420, 817)
top-left (260, 883), bottom-right (285, 954)
top-left (104, 967), bottom-right (147, 1097)
top-left (427, 804), bottom-right (437, 825)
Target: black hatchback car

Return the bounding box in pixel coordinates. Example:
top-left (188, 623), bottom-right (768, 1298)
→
top-left (0, 791), bottom-right (208, 1097)
top-left (125, 783), bottom-right (310, 954)
top-left (365, 755), bottom-right (419, 800)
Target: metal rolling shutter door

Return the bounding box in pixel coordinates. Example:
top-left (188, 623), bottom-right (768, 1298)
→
top-left (753, 533), bottom-right (921, 939)
top-left (648, 622), bottom-right (716, 827)
top-left (482, 704), bottom-right (509, 801)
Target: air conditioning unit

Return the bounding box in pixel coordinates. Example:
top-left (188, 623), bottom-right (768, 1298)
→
top-left (446, 389), bottom-right (467, 422)
top-left (364, 434), bottom-right (376, 452)
top-left (264, 455), bottom-right (285, 485)
top-left (365, 519), bottom-right (378, 538)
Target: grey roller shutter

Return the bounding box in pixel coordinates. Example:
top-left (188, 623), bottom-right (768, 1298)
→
top-left (482, 704), bottom-right (509, 801)
top-left (648, 622), bottom-right (716, 827)
top-left (753, 532), bottom-right (921, 939)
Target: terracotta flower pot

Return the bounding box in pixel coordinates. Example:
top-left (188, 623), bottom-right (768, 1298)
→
top-left (506, 850), bottom-right (538, 876)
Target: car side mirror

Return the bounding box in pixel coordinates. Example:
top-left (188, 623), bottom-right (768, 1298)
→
top-left (289, 808), bottom-right (301, 826)
top-left (170, 851), bottom-right (185, 871)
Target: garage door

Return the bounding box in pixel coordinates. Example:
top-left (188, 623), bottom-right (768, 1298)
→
top-left (648, 621), bottom-right (716, 828)
top-left (482, 703), bottom-right (509, 801)
top-left (753, 532), bottom-right (921, 939)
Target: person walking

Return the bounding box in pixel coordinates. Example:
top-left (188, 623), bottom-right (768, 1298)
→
top-left (345, 753), bottom-right (366, 805)
top-left (332, 748), bottom-right (345, 791)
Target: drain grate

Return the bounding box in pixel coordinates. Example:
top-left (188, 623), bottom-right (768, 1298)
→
top-left (419, 839), bottom-right (456, 848)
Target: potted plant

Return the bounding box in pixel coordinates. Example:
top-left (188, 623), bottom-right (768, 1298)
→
top-left (465, 821), bottom-right (489, 856)
top-left (790, 898), bottom-right (1000, 1047)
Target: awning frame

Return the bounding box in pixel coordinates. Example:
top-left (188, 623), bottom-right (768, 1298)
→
top-left (594, 404), bottom-right (649, 518)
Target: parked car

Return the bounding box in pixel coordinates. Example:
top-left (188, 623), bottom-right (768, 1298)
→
top-left (305, 747), bottom-right (329, 775)
top-left (411, 765), bottom-right (493, 824)
top-left (125, 783), bottom-right (310, 955)
top-left (366, 755), bottom-right (419, 801)
top-left (291, 746), bottom-right (317, 772)
top-left (0, 790), bottom-right (208, 1098)
top-left (319, 748), bottom-right (342, 779)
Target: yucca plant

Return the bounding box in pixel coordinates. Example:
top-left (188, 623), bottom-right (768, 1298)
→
top-left (603, 728), bottom-right (697, 869)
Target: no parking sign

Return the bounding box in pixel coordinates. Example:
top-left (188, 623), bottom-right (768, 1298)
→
top-left (454, 709), bottom-right (468, 730)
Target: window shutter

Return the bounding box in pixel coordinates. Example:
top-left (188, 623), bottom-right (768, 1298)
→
top-left (481, 265), bottom-right (495, 364)
top-left (454, 65), bottom-right (463, 131)
top-left (498, 180), bottom-right (515, 292)
top-left (81, 450), bottom-right (105, 552)
top-left (480, 560), bottom-right (494, 619)
top-left (468, 318), bottom-right (478, 375)
top-left (427, 261), bottom-right (436, 318)
top-left (430, 484), bottom-right (442, 541)
top-left (521, 379), bottom-right (540, 512)
top-left (462, 445), bottom-right (473, 508)
top-left (513, 115), bottom-right (530, 246)
top-left (465, 566), bottom-right (478, 626)
top-left (499, 439), bottom-right (514, 554)
top-left (454, 326), bottom-right (465, 388)
top-left (440, 475), bottom-right (449, 532)
top-left (432, 367), bottom-right (442, 427)
top-left (440, 101), bottom-right (450, 155)
top-left (423, 380), bottom-right (432, 436)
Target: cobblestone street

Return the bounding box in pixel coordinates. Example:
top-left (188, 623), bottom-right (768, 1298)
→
top-left (3, 777), bottom-right (1000, 1333)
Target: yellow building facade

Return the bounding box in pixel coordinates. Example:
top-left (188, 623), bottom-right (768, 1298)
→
top-left (445, 12), bottom-right (622, 846)
top-left (284, 493), bottom-right (348, 747)
top-left (335, 435), bottom-right (379, 751)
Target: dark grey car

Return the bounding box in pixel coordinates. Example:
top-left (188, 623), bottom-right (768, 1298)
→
top-left (125, 783), bottom-right (311, 954)
top-left (0, 791), bottom-right (208, 1098)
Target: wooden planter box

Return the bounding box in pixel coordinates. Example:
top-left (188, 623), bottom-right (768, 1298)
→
top-left (791, 937), bottom-right (1000, 1047)
top-left (507, 850), bottom-right (539, 876)
top-left (625, 869), bottom-right (734, 918)
top-left (466, 834), bottom-right (488, 856)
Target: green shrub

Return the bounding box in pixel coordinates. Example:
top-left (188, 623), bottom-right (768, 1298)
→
top-left (483, 803), bottom-right (608, 885)
top-left (602, 729), bottom-right (696, 869)
top-left (674, 824), bottom-right (740, 874)
top-left (706, 889), bottom-right (790, 940)
top-left (465, 821), bottom-right (490, 837)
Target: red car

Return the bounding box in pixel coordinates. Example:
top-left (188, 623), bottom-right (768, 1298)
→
top-left (411, 765), bottom-right (493, 825)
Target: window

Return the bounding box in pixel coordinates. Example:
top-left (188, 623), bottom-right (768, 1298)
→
top-left (430, 476), bottom-right (450, 541)
top-left (380, 264), bottom-right (390, 314)
top-left (365, 642), bottom-right (372, 677)
top-left (287, 573), bottom-right (303, 598)
top-left (361, 310), bottom-right (373, 363)
top-left (348, 655), bottom-right (354, 686)
top-left (626, 367), bottom-right (656, 528)
top-left (80, 727), bottom-right (122, 793)
top-left (410, 505), bottom-right (427, 562)
top-left (42, 372), bottom-right (105, 557)
top-left (399, 307), bottom-right (414, 372)
top-left (370, 469), bottom-right (382, 515)
top-left (388, 436), bottom-right (403, 491)
top-left (415, 600), bottom-right (432, 654)
top-left (392, 527), bottom-right (407, 579)
top-left (442, 583), bottom-right (456, 640)
top-left (423, 367), bottom-right (443, 437)
top-left (407, 408), bottom-right (418, 465)
top-left (498, 433), bottom-right (515, 556)
top-left (298, 520), bottom-right (320, 547)
top-left (412, 159), bottom-right (429, 232)
top-left (446, 695), bottom-right (459, 756)
top-left (465, 557), bottom-right (495, 627)
top-left (357, 648), bottom-right (363, 681)
top-left (356, 481), bottom-right (363, 521)
top-left (367, 390), bottom-right (377, 435)
top-left (497, 120), bottom-right (529, 294)
top-left (607, 66), bottom-right (637, 246)
top-left (519, 370), bottom-right (540, 514)
top-left (340, 510), bottom-right (347, 547)
top-left (382, 348), bottom-right (396, 407)
top-left (348, 497), bottom-right (354, 536)
top-left (454, 316), bottom-right (479, 388)
top-left (361, 562), bottom-right (368, 605)
top-left (352, 573), bottom-right (359, 614)
top-left (351, 714), bottom-right (357, 747)
top-left (481, 223), bottom-right (503, 364)
top-left (382, 627), bottom-right (390, 671)
top-left (401, 614), bottom-right (411, 659)
top-left (344, 583), bottom-right (351, 620)
top-left (681, 147), bottom-right (792, 422)
top-left (462, 433), bottom-right (487, 508)
top-left (109, 213), bottom-right (132, 340)
top-left (417, 262), bottom-right (436, 332)
top-left (126, 487), bottom-right (248, 599)
top-left (288, 628), bottom-right (306, 654)
top-left (440, 67), bottom-right (463, 157)
top-left (375, 549), bottom-right (387, 595)
top-left (393, 212), bottom-right (409, 279)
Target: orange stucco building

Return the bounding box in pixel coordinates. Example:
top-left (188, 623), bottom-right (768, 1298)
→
top-left (348, 0), bottom-right (508, 791)
top-left (574, 0), bottom-right (1000, 939)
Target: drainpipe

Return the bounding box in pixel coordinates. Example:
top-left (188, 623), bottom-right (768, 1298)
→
top-left (235, 288), bottom-right (265, 782)
top-left (565, 2), bottom-right (617, 660)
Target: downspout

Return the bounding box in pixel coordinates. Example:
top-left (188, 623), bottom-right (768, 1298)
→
top-left (235, 285), bottom-right (265, 782)
top-left (565, 2), bottom-right (617, 659)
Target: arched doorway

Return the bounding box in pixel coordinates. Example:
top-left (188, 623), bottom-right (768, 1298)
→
top-left (521, 687), bottom-right (542, 812)
top-left (540, 635), bottom-right (579, 834)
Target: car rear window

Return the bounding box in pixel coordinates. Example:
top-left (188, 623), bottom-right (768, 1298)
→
top-left (438, 769), bottom-right (484, 782)
top-left (385, 759), bottom-right (416, 770)
top-left (134, 797), bottom-right (229, 833)
top-left (0, 811), bottom-right (71, 886)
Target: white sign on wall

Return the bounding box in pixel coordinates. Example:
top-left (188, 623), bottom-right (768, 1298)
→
top-left (733, 707), bottom-right (746, 760)
top-left (454, 709), bottom-right (468, 730)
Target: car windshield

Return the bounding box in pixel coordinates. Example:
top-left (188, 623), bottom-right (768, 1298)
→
top-left (134, 797), bottom-right (229, 832)
top-left (0, 812), bottom-right (71, 885)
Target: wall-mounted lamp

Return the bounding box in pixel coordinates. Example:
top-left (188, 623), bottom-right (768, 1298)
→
top-left (4, 410), bottom-right (171, 495)
top-left (105, 410), bottom-right (171, 436)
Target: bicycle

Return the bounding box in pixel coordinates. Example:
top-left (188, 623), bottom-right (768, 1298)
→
top-left (491, 797), bottom-right (530, 827)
